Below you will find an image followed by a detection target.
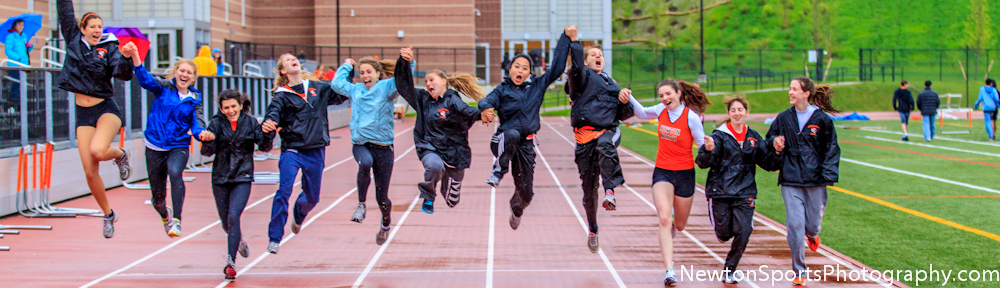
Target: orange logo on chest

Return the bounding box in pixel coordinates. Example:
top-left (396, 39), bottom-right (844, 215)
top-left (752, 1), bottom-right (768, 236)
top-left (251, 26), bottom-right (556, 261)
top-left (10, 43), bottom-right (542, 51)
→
top-left (437, 108), bottom-right (450, 119)
top-left (96, 48), bottom-right (107, 58)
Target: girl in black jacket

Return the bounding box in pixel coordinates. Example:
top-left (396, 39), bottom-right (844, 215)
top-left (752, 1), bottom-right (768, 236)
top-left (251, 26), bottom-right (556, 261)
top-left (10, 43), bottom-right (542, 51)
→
top-left (764, 77), bottom-right (841, 286)
top-left (394, 47), bottom-right (485, 214)
top-left (696, 95), bottom-right (783, 284)
top-left (201, 90), bottom-right (275, 279)
top-left (478, 26), bottom-right (576, 230)
top-left (57, 0), bottom-right (135, 238)
top-left (566, 42), bottom-right (634, 253)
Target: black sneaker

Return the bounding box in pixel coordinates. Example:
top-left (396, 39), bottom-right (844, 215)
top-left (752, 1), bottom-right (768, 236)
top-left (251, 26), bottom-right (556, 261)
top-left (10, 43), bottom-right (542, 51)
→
top-left (902, 135), bottom-right (909, 141)
top-left (421, 199), bottom-right (434, 214)
top-left (113, 148), bottom-right (132, 180)
top-left (587, 232), bottom-right (599, 253)
top-left (350, 203), bottom-right (366, 223)
top-left (376, 227), bottom-right (390, 245)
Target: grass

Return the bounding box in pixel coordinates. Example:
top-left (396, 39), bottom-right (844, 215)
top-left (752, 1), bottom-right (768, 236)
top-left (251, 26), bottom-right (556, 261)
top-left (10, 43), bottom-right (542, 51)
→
top-left (618, 117), bottom-right (1000, 287)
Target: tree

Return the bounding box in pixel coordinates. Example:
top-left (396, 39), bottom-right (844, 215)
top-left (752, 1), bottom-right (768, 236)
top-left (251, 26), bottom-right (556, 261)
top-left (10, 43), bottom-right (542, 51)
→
top-left (964, 0), bottom-right (994, 50)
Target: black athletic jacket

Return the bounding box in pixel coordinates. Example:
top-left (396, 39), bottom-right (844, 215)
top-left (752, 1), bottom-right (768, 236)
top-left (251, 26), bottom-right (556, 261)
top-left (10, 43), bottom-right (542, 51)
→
top-left (696, 124), bottom-right (782, 199)
top-left (264, 80), bottom-right (348, 151)
top-left (566, 42), bottom-right (633, 129)
top-left (765, 107), bottom-right (841, 186)
top-left (478, 33), bottom-right (571, 136)
top-left (56, 0), bottom-right (134, 98)
top-left (892, 88), bottom-right (914, 112)
top-left (201, 113), bottom-right (276, 184)
top-left (395, 58), bottom-right (481, 169)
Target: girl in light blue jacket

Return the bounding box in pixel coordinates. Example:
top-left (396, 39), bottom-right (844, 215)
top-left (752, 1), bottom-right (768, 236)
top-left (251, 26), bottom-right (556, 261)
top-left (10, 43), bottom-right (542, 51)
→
top-left (4, 19), bottom-right (33, 101)
top-left (974, 78), bottom-right (999, 140)
top-left (330, 56), bottom-right (400, 245)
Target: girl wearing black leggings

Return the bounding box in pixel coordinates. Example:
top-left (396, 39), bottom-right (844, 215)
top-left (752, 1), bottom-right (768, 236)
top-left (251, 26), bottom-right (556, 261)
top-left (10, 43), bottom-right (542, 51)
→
top-left (201, 90), bottom-right (275, 279)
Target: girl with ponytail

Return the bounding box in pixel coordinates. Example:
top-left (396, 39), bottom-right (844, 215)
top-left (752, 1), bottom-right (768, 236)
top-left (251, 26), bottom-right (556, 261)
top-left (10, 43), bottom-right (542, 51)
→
top-left (620, 78), bottom-right (710, 286)
top-left (764, 76), bottom-right (841, 286)
top-left (394, 46), bottom-right (485, 214)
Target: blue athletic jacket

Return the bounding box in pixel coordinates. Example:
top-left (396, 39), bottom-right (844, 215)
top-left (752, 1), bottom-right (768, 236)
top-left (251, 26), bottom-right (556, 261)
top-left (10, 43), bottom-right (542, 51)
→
top-left (330, 61), bottom-right (398, 145)
top-left (136, 64), bottom-right (206, 149)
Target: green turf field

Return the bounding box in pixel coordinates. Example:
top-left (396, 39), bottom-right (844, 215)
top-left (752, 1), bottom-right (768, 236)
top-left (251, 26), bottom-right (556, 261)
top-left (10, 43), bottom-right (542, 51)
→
top-left (618, 117), bottom-right (1000, 288)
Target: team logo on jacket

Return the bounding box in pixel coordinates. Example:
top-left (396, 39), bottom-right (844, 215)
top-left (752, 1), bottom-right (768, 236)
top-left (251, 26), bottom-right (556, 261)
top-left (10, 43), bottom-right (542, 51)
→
top-left (96, 48), bottom-right (108, 58)
top-left (437, 108), bottom-right (450, 119)
top-left (807, 125), bottom-right (820, 136)
top-left (747, 137), bottom-right (757, 148)
top-left (308, 88), bottom-right (318, 97)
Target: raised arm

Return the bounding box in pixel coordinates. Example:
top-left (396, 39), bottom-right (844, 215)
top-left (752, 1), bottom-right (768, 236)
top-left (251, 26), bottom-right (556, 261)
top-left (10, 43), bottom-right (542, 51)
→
top-left (108, 41), bottom-right (134, 81)
top-left (57, 0), bottom-right (79, 43)
top-left (567, 36), bottom-right (586, 101)
top-left (319, 82), bottom-right (349, 106)
top-left (330, 61), bottom-right (357, 97)
top-left (132, 64), bottom-right (167, 95)
top-left (625, 89), bottom-right (663, 120)
top-left (394, 53), bottom-right (418, 108)
top-left (540, 30), bottom-right (574, 89)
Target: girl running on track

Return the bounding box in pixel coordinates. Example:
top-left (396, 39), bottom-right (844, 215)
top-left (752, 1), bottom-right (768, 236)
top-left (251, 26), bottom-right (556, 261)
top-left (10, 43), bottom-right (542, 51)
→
top-left (479, 26), bottom-right (576, 230)
top-left (202, 89), bottom-right (275, 279)
top-left (695, 95), bottom-right (784, 284)
top-left (394, 46), bottom-right (485, 214)
top-left (330, 54), bottom-right (399, 245)
top-left (620, 78), bottom-right (710, 286)
top-left (57, 0), bottom-right (135, 238)
top-left (127, 48), bottom-right (214, 238)
top-left (262, 53), bottom-right (348, 254)
top-left (565, 42), bottom-right (634, 253)
top-left (764, 77), bottom-right (840, 286)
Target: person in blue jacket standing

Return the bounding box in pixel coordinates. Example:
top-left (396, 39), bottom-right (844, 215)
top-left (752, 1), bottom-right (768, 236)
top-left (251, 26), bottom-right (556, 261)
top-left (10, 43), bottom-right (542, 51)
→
top-left (4, 19), bottom-right (32, 104)
top-left (127, 46), bottom-right (214, 238)
top-left (974, 78), bottom-right (999, 141)
top-left (330, 54), bottom-right (399, 245)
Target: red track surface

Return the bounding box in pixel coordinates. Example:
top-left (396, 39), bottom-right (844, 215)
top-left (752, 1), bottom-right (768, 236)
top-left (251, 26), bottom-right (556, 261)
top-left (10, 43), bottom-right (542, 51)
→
top-left (0, 117), bottom-right (907, 288)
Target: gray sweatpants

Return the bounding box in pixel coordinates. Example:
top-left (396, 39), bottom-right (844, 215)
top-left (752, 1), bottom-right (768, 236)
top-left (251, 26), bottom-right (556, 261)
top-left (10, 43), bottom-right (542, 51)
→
top-left (419, 152), bottom-right (465, 205)
top-left (781, 185), bottom-right (828, 276)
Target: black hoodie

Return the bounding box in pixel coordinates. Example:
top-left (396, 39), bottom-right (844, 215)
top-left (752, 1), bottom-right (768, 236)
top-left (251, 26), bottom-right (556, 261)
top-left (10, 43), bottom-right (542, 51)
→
top-left (477, 33), bottom-right (571, 136)
top-left (696, 123), bottom-right (782, 199)
top-left (264, 80), bottom-right (349, 151)
top-left (765, 107), bottom-right (841, 186)
top-left (394, 58), bottom-right (481, 169)
top-left (201, 112), bottom-right (276, 184)
top-left (56, 0), bottom-right (134, 99)
top-left (566, 42), bottom-right (633, 129)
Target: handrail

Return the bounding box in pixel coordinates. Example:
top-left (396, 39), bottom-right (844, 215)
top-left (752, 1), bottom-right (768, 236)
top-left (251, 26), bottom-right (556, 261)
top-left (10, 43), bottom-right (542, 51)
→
top-left (40, 46), bottom-right (66, 68)
top-left (222, 62), bottom-right (233, 76)
top-left (0, 60), bottom-right (30, 68)
top-left (242, 63), bottom-right (264, 77)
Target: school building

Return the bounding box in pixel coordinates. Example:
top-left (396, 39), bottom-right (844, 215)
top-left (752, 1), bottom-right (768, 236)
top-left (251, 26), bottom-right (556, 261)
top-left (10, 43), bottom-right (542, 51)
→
top-left (3, 0), bottom-right (612, 83)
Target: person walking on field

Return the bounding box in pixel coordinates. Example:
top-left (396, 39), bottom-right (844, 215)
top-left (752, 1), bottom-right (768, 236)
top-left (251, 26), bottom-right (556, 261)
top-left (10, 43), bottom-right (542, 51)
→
top-left (973, 79), bottom-right (999, 141)
top-left (892, 80), bottom-right (914, 141)
top-left (916, 80), bottom-right (940, 142)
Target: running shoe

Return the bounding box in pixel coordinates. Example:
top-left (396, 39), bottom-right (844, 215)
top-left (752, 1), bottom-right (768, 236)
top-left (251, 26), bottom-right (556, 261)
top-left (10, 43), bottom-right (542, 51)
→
top-left (587, 232), bottom-right (599, 253)
top-left (376, 227), bottom-right (390, 245)
top-left (113, 148), bottom-right (132, 180)
top-left (238, 239), bottom-right (249, 258)
top-left (350, 203), bottom-right (366, 223)
top-left (266, 241), bottom-right (279, 254)
top-left (602, 189), bottom-right (617, 211)
top-left (421, 199), bottom-right (434, 214)
top-left (664, 269), bottom-right (677, 286)
top-left (167, 219), bottom-right (181, 238)
top-left (808, 235), bottom-right (820, 252)
top-left (103, 210), bottom-right (118, 238)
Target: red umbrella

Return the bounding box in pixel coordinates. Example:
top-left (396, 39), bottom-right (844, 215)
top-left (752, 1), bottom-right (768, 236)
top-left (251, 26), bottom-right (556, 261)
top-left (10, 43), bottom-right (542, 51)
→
top-left (103, 27), bottom-right (150, 63)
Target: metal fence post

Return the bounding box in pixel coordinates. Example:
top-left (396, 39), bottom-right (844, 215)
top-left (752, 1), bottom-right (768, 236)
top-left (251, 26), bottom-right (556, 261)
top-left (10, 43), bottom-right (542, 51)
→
top-left (45, 72), bottom-right (53, 143)
top-left (68, 92), bottom-right (75, 147)
top-left (19, 70), bottom-right (27, 147)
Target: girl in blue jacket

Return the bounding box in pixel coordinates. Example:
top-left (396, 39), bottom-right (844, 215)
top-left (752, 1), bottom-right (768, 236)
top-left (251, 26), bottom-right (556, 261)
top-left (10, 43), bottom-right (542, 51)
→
top-left (973, 78), bottom-right (999, 140)
top-left (4, 19), bottom-right (32, 102)
top-left (127, 46), bottom-right (214, 238)
top-left (58, 0), bottom-right (135, 238)
top-left (330, 55), bottom-right (399, 245)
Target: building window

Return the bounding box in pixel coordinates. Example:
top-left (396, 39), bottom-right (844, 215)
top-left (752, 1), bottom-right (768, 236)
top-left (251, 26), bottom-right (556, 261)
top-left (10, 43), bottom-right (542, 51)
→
top-left (53, 0), bottom-right (113, 20)
top-left (121, 0), bottom-right (182, 18)
top-left (475, 43), bottom-right (489, 84)
top-left (503, 0), bottom-right (549, 34)
top-left (195, 0), bottom-right (211, 22)
top-left (195, 29), bottom-right (211, 50)
top-left (122, 0), bottom-right (151, 18)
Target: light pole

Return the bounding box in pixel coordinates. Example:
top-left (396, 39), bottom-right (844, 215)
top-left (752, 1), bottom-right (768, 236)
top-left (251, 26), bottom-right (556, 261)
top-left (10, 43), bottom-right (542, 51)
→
top-left (337, 0), bottom-right (341, 61)
top-left (698, 0), bottom-right (706, 83)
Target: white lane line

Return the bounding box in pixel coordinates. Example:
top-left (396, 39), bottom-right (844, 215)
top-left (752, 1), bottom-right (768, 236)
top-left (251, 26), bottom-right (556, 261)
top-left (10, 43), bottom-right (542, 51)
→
top-left (216, 145), bottom-right (417, 288)
top-left (612, 131), bottom-right (892, 287)
top-left (535, 146), bottom-right (627, 288)
top-left (541, 119), bottom-right (756, 288)
top-left (860, 129), bottom-right (1000, 147)
top-left (84, 127), bottom-right (414, 288)
top-left (352, 194), bottom-right (421, 288)
top-left (841, 158), bottom-right (1000, 194)
top-left (485, 185), bottom-right (496, 288)
top-left (118, 268), bottom-right (672, 277)
top-left (863, 136), bottom-right (1000, 157)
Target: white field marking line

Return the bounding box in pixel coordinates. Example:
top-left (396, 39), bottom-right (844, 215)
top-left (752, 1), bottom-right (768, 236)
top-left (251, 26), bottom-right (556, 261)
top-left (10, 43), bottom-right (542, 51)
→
top-left (83, 128), bottom-right (414, 288)
top-left (863, 136), bottom-right (1000, 157)
top-left (118, 269), bottom-right (674, 277)
top-left (217, 145), bottom-right (416, 288)
top-left (861, 129), bottom-right (1000, 147)
top-left (841, 158), bottom-right (1000, 195)
top-left (613, 144), bottom-right (893, 287)
top-left (486, 124), bottom-right (499, 288)
top-left (534, 146), bottom-right (627, 288)
top-left (541, 118), bottom-right (757, 288)
top-left (352, 194), bottom-right (421, 288)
